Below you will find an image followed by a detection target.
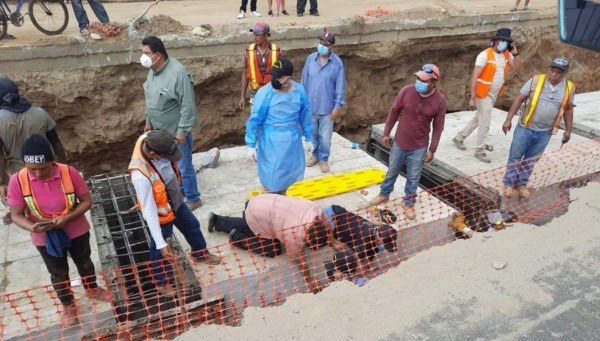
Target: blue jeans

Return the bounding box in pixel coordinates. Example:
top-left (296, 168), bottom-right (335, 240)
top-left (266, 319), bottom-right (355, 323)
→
top-left (503, 124), bottom-right (552, 188)
top-left (311, 114), bottom-right (333, 161)
top-left (178, 132), bottom-right (201, 203)
top-left (379, 143), bottom-right (426, 206)
top-left (70, 0), bottom-right (110, 29)
top-left (149, 204), bottom-right (208, 286)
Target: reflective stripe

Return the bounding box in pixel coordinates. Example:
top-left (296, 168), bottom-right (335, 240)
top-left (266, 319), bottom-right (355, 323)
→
top-left (522, 74), bottom-right (547, 127)
top-left (18, 163), bottom-right (76, 221)
top-left (246, 43), bottom-right (281, 91)
top-left (521, 74), bottom-right (576, 133)
top-left (475, 47), bottom-right (510, 98)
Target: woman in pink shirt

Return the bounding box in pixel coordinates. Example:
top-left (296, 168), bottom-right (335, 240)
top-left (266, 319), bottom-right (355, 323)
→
top-left (7, 134), bottom-right (112, 328)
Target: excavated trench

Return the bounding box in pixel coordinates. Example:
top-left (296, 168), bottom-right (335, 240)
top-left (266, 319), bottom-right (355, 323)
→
top-left (4, 25), bottom-right (600, 177)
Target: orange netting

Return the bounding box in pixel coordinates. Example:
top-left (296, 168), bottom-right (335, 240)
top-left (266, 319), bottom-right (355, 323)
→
top-left (1, 137), bottom-right (599, 340)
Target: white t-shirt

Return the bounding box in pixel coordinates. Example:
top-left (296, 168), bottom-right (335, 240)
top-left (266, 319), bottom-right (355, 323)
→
top-left (475, 50), bottom-right (515, 96)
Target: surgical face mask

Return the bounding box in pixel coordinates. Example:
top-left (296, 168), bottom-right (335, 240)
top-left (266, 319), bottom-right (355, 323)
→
top-left (140, 53), bottom-right (154, 68)
top-left (317, 43), bottom-right (330, 56)
top-left (497, 41), bottom-right (508, 52)
top-left (415, 79), bottom-right (430, 94)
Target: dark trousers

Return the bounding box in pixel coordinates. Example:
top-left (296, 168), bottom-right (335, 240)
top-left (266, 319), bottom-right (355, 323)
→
top-left (297, 0), bottom-right (318, 14)
top-left (36, 232), bottom-right (97, 306)
top-left (240, 0), bottom-right (258, 12)
top-left (213, 214), bottom-right (282, 258)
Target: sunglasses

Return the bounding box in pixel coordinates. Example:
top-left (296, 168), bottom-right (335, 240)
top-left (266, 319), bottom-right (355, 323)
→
top-left (420, 64), bottom-right (439, 78)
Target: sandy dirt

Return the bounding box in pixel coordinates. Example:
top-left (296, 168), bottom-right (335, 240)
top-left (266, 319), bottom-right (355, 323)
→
top-left (181, 182), bottom-right (600, 340)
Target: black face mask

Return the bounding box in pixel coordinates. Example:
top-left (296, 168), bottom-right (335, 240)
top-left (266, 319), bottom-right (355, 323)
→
top-left (271, 79), bottom-right (283, 90)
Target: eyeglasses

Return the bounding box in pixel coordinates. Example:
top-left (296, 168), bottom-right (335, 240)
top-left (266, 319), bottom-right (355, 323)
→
top-left (420, 64), bottom-right (439, 78)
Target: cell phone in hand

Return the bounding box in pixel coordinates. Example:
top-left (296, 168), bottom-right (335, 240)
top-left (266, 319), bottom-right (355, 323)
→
top-left (37, 221), bottom-right (54, 226)
top-left (508, 42), bottom-right (515, 52)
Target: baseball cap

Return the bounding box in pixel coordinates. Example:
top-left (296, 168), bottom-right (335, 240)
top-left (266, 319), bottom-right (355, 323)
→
top-left (415, 64), bottom-right (440, 81)
top-left (319, 32), bottom-right (336, 45)
top-left (550, 57), bottom-right (569, 71)
top-left (146, 129), bottom-right (183, 162)
top-left (269, 58), bottom-right (294, 79)
top-left (324, 249), bottom-right (357, 281)
top-left (377, 224), bottom-right (398, 252)
top-left (250, 22), bottom-right (270, 36)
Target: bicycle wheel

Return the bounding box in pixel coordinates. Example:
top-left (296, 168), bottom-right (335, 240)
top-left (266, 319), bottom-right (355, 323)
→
top-left (28, 0), bottom-right (69, 35)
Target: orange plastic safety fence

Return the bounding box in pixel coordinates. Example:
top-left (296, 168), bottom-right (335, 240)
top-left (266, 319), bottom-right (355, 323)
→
top-left (1, 137), bottom-right (599, 340)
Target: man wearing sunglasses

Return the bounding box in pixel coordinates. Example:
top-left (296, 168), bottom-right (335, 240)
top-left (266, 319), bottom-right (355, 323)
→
top-left (369, 64), bottom-right (447, 220)
top-left (453, 28), bottom-right (522, 163)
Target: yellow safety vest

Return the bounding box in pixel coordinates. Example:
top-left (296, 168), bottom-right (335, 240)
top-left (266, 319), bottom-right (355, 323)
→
top-left (521, 74), bottom-right (575, 134)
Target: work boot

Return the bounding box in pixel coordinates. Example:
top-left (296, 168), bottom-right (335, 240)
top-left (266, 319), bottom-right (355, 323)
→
top-left (403, 205), bottom-right (416, 220)
top-left (475, 153), bottom-right (491, 163)
top-left (448, 212), bottom-right (474, 237)
top-left (452, 137), bottom-right (467, 150)
top-left (307, 156), bottom-right (319, 167)
top-left (193, 252), bottom-right (222, 265)
top-left (504, 187), bottom-right (514, 198)
top-left (207, 212), bottom-right (216, 233)
top-left (320, 162), bottom-right (329, 173)
top-left (61, 304), bottom-right (79, 328)
top-left (186, 199), bottom-right (202, 211)
top-left (517, 186), bottom-right (530, 199)
top-left (86, 287), bottom-right (113, 302)
top-left (369, 194), bottom-right (389, 207)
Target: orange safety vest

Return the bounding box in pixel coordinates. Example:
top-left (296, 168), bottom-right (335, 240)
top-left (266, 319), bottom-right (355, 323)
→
top-left (521, 74), bottom-right (575, 134)
top-left (128, 133), bottom-right (181, 225)
top-left (18, 163), bottom-right (76, 221)
top-left (475, 47), bottom-right (511, 98)
top-left (246, 43), bottom-right (280, 91)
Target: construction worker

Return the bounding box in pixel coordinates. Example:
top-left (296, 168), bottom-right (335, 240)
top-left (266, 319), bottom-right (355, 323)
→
top-left (7, 134), bottom-right (112, 328)
top-left (0, 77), bottom-right (67, 225)
top-left (453, 28), bottom-right (522, 163)
top-left (239, 22), bottom-right (282, 110)
top-left (502, 57), bottom-right (575, 199)
top-left (129, 130), bottom-right (221, 291)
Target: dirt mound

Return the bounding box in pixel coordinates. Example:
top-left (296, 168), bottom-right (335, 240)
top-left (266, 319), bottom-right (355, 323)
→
top-left (135, 14), bottom-right (190, 36)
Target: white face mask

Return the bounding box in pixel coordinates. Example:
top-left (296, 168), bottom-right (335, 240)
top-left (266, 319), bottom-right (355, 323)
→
top-left (140, 53), bottom-right (154, 68)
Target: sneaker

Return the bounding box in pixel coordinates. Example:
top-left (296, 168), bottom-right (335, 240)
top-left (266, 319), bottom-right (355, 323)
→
top-left (268, 10), bottom-right (274, 16)
top-left (251, 11), bottom-right (262, 17)
top-left (403, 205), bottom-right (416, 220)
top-left (207, 212), bottom-right (216, 233)
top-left (61, 304), bottom-right (79, 328)
top-left (282, 10), bottom-right (289, 16)
top-left (86, 287), bottom-right (113, 302)
top-left (474, 153), bottom-right (491, 163)
top-left (237, 10), bottom-right (245, 19)
top-left (319, 162), bottom-right (329, 173)
top-left (193, 252), bottom-right (222, 265)
top-left (2, 212), bottom-right (12, 225)
top-left (80, 28), bottom-right (90, 36)
top-left (510, 6), bottom-right (518, 11)
top-left (517, 186), bottom-right (530, 199)
top-left (452, 137), bottom-right (466, 150)
top-left (307, 156), bottom-right (319, 167)
top-left (504, 186), bottom-right (514, 198)
top-left (369, 194), bottom-right (389, 206)
top-left (297, 12), bottom-right (304, 16)
top-left (310, 11), bottom-right (320, 16)
top-left (186, 199), bottom-right (202, 211)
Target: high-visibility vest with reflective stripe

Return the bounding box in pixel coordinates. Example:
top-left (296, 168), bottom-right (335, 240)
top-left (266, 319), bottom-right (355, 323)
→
top-left (128, 133), bottom-right (181, 225)
top-left (17, 163), bottom-right (76, 221)
top-left (521, 74), bottom-right (575, 134)
top-left (475, 48), bottom-right (510, 98)
top-left (246, 43), bottom-right (280, 91)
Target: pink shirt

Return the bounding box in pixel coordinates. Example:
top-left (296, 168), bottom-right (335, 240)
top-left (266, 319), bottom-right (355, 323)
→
top-left (245, 194), bottom-right (324, 259)
top-left (7, 164), bottom-right (91, 246)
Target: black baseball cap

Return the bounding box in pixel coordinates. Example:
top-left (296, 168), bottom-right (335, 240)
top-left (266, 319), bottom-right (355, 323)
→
top-left (325, 249), bottom-right (357, 281)
top-left (377, 224), bottom-right (398, 252)
top-left (146, 129), bottom-right (183, 162)
top-left (270, 58), bottom-right (294, 79)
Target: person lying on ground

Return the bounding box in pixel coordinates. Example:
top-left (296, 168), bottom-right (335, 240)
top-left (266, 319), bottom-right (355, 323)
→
top-left (325, 248), bottom-right (370, 287)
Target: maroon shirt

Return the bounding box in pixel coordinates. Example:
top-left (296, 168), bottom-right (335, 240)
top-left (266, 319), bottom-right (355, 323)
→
top-left (383, 85), bottom-right (447, 153)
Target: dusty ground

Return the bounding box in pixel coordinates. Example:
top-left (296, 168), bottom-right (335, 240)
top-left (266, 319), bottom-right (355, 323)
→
top-left (1, 0), bottom-right (600, 176)
top-left (181, 182), bottom-right (600, 340)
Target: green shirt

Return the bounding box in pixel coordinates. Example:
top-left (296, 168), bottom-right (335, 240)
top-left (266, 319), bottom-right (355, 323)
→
top-left (143, 58), bottom-right (199, 136)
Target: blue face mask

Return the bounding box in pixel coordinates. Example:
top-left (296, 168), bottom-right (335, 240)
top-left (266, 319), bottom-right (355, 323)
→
top-left (155, 158), bottom-right (171, 164)
top-left (317, 43), bottom-right (330, 56)
top-left (497, 41), bottom-right (508, 52)
top-left (415, 79), bottom-right (430, 94)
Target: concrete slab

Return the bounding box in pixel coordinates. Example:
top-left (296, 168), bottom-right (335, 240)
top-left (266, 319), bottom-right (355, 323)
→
top-left (572, 90), bottom-right (600, 136)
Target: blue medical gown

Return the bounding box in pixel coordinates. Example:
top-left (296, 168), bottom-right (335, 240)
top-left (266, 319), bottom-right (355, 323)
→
top-left (245, 81), bottom-right (312, 192)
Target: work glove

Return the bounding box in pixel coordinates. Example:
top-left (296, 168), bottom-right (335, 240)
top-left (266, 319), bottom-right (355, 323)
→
top-left (247, 147), bottom-right (257, 162)
top-left (304, 139), bottom-right (314, 153)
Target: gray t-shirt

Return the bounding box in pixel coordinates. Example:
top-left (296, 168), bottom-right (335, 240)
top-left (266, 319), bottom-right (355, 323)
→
top-left (519, 77), bottom-right (575, 131)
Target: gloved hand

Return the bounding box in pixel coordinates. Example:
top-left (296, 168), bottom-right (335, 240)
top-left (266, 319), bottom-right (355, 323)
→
top-left (304, 140), bottom-right (314, 153)
top-left (353, 277), bottom-right (369, 287)
top-left (247, 147), bottom-right (257, 162)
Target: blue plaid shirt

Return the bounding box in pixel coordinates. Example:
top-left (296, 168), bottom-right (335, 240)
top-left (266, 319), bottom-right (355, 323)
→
top-left (301, 52), bottom-right (346, 116)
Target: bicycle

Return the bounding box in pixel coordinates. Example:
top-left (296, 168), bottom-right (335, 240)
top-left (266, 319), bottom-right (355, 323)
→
top-left (0, 0), bottom-right (69, 41)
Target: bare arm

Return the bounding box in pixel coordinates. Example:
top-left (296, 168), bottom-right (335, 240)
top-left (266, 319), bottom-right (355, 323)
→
top-left (502, 93), bottom-right (528, 134)
top-left (562, 103), bottom-right (574, 143)
top-left (10, 205), bottom-right (54, 233)
top-left (46, 129), bottom-right (67, 163)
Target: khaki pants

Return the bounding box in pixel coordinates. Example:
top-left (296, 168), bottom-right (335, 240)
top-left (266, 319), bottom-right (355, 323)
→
top-left (455, 94), bottom-right (496, 154)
